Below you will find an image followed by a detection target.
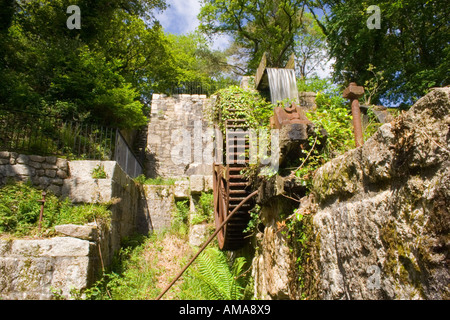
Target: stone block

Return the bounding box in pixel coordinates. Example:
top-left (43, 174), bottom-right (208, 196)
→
top-left (55, 224), bottom-right (98, 241)
top-left (16, 155), bottom-right (29, 164)
top-left (143, 185), bottom-right (175, 232)
top-left (45, 169), bottom-right (57, 178)
top-left (174, 180), bottom-right (190, 199)
top-left (190, 175), bottom-right (204, 193)
top-left (68, 161), bottom-right (116, 180)
top-left (56, 158), bottom-right (68, 171)
top-left (14, 164), bottom-right (35, 176)
top-left (56, 169), bottom-right (68, 179)
top-left (8, 237), bottom-right (91, 257)
top-left (47, 184), bottom-right (61, 195)
top-left (204, 175), bottom-right (213, 192)
top-left (189, 224), bottom-right (210, 247)
top-left (0, 151), bottom-right (10, 159)
top-left (52, 178), bottom-right (64, 186)
top-left (39, 176), bottom-right (51, 187)
top-left (29, 155), bottom-right (46, 163)
top-left (28, 161), bottom-right (42, 169)
top-left (42, 163), bottom-right (56, 169)
top-left (62, 178), bottom-right (113, 203)
top-left (46, 156), bottom-right (57, 164)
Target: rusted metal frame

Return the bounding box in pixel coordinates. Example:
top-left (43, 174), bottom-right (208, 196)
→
top-left (270, 102), bottom-right (312, 129)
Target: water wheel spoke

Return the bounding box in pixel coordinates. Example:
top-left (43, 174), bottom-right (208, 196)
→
top-left (213, 111), bottom-right (256, 250)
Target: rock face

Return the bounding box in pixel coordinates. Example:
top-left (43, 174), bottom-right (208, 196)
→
top-left (303, 87), bottom-right (450, 299)
top-left (252, 87), bottom-right (450, 300)
top-left (252, 198), bottom-right (300, 300)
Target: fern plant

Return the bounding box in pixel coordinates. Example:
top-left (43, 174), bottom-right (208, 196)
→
top-left (192, 247), bottom-right (247, 300)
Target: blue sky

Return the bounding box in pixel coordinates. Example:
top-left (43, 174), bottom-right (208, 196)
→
top-left (155, 0), bottom-right (333, 77)
top-left (154, 0), bottom-right (231, 50)
top-left (155, 0), bottom-right (201, 35)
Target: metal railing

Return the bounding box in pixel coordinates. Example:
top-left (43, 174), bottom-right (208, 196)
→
top-left (163, 81), bottom-right (232, 96)
top-left (114, 130), bottom-right (144, 178)
top-left (0, 109), bottom-right (143, 178)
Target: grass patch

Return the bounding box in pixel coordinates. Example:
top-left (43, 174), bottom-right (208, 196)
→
top-left (134, 175), bottom-right (176, 186)
top-left (0, 181), bottom-right (111, 237)
top-left (190, 192), bottom-right (214, 225)
top-left (85, 231), bottom-right (252, 300)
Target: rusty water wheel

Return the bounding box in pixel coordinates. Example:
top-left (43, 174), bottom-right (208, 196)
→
top-left (213, 117), bottom-right (254, 251)
top-left (213, 164), bottom-right (253, 251)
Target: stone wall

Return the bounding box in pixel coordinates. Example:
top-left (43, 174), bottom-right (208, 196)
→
top-left (62, 160), bottom-right (146, 266)
top-left (142, 175), bottom-right (213, 234)
top-left (0, 152), bottom-right (69, 196)
top-left (146, 94), bottom-right (213, 178)
top-left (251, 87), bottom-right (450, 300)
top-left (0, 237), bottom-right (95, 300)
top-left (0, 159), bottom-right (147, 299)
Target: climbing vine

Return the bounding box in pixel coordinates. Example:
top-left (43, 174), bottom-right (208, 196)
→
top-left (207, 85), bottom-right (274, 134)
top-left (291, 88), bottom-right (355, 190)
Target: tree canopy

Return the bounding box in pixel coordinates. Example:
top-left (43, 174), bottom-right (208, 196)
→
top-left (198, 0), bottom-right (309, 72)
top-left (309, 0), bottom-right (450, 105)
top-left (1, 0), bottom-right (448, 124)
top-left (0, 0), bottom-right (233, 129)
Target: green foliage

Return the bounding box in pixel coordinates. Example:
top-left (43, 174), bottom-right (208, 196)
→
top-left (166, 32), bottom-right (238, 85)
top-left (172, 200), bottom-right (190, 236)
top-left (85, 232), bottom-right (252, 300)
top-left (363, 106), bottom-right (383, 141)
top-left (295, 12), bottom-right (328, 79)
top-left (310, 92), bottom-right (355, 157)
top-left (191, 192), bottom-right (214, 225)
top-left (199, 0), bottom-right (309, 72)
top-left (313, 0), bottom-right (450, 105)
top-left (134, 175), bottom-right (175, 186)
top-left (294, 79), bottom-right (355, 189)
top-left (0, 0), bottom-right (172, 129)
top-left (184, 247), bottom-right (248, 300)
top-left (91, 164), bottom-right (107, 179)
top-left (85, 233), bottom-right (161, 300)
top-left (209, 86), bottom-right (274, 133)
top-left (0, 181), bottom-right (111, 237)
top-left (244, 204), bottom-right (261, 234)
top-left (297, 77), bottom-right (332, 94)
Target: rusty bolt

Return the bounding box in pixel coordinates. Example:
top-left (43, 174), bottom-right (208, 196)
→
top-left (343, 82), bottom-right (365, 100)
top-left (343, 82), bottom-right (365, 147)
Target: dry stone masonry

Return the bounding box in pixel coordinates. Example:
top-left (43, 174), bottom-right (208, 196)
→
top-left (0, 152), bottom-right (69, 196)
top-left (0, 158), bottom-right (146, 299)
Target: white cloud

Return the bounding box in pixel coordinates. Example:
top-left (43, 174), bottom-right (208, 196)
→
top-left (155, 0), bottom-right (201, 34)
top-left (155, 0), bottom-right (232, 51)
top-left (210, 34), bottom-right (232, 51)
